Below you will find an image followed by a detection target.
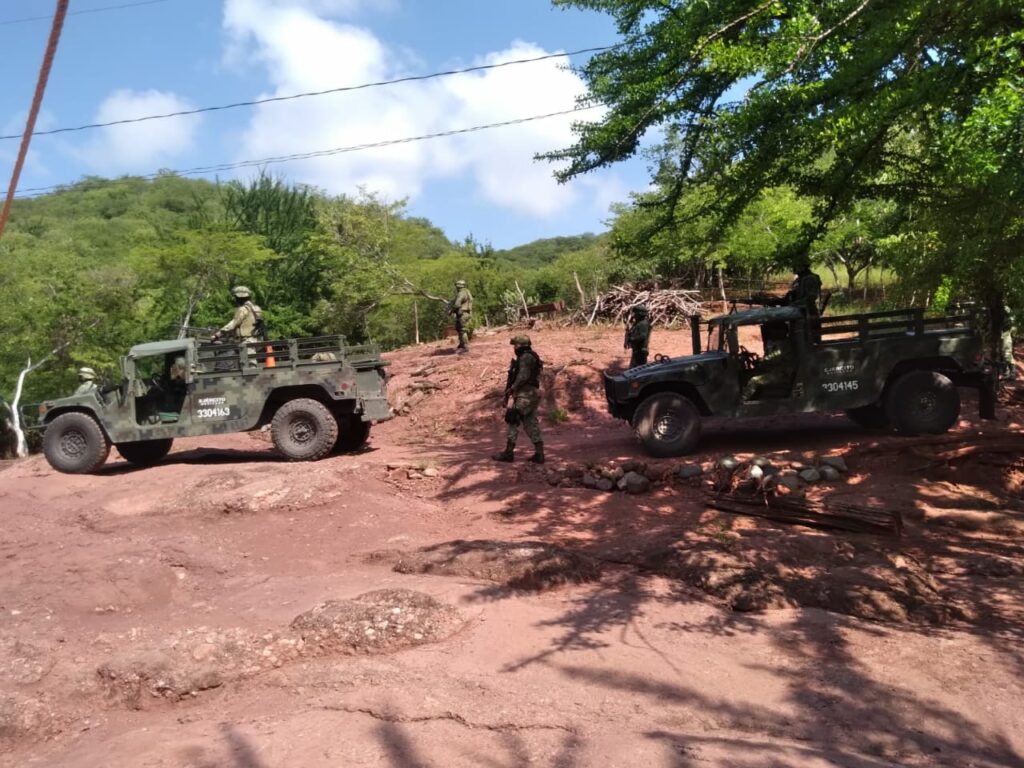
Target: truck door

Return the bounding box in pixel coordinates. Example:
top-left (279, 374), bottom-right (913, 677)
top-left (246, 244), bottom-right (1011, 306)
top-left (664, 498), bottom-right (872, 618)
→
top-left (131, 352), bottom-right (192, 427)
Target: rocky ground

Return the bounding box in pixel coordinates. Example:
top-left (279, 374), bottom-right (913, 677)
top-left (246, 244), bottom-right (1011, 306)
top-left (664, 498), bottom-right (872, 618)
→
top-left (1, 325), bottom-right (1022, 767)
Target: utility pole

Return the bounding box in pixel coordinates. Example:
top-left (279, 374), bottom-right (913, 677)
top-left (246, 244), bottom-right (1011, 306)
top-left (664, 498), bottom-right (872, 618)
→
top-left (0, 0), bottom-right (70, 241)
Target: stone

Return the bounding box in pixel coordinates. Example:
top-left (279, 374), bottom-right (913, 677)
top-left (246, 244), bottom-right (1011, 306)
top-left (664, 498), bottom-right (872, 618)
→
top-left (596, 478), bottom-right (615, 492)
top-left (799, 469), bottom-right (821, 483)
top-left (621, 460), bottom-right (648, 475)
top-left (581, 473), bottom-right (599, 489)
top-left (621, 472), bottom-right (651, 495)
top-left (819, 456), bottom-right (849, 473)
top-left (422, 467), bottom-right (440, 478)
top-left (716, 457), bottom-right (740, 471)
top-left (676, 464), bottom-right (704, 480)
top-left (761, 465), bottom-right (780, 477)
top-left (773, 475), bottom-right (805, 492)
top-left (745, 465), bottom-right (765, 481)
top-left (819, 466), bottom-right (842, 482)
top-left (407, 471), bottom-right (423, 480)
top-left (609, 467), bottom-right (625, 482)
top-left (751, 456), bottom-right (772, 467)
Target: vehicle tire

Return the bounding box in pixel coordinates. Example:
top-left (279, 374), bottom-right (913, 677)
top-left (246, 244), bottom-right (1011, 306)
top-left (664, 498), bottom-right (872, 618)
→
top-left (632, 392), bottom-right (702, 457)
top-left (845, 402), bottom-right (890, 430)
top-left (885, 370), bottom-right (960, 435)
top-left (334, 416), bottom-right (371, 453)
top-left (271, 398), bottom-right (338, 461)
top-left (116, 438), bottom-right (174, 467)
top-left (43, 412), bottom-right (110, 474)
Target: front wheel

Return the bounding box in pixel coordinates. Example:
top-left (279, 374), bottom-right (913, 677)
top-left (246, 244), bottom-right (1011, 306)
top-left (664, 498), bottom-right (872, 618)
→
top-left (271, 398), bottom-right (338, 461)
top-left (116, 438), bottom-right (174, 467)
top-left (43, 412), bottom-right (110, 474)
top-left (334, 416), bottom-right (371, 453)
top-left (885, 370), bottom-right (960, 434)
top-left (632, 392), bottom-right (702, 457)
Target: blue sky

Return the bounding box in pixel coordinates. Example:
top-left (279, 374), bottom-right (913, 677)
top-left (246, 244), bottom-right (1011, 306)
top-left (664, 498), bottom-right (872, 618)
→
top-left (0, 0), bottom-right (655, 248)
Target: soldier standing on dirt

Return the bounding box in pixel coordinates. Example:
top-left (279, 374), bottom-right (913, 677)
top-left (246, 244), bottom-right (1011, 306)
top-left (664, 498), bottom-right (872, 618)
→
top-left (448, 279), bottom-right (473, 353)
top-left (624, 304), bottom-right (652, 368)
top-left (784, 257), bottom-right (823, 317)
top-left (212, 286), bottom-right (264, 344)
top-left (999, 303), bottom-right (1017, 381)
top-left (74, 367), bottom-right (98, 395)
top-left (493, 335), bottom-right (545, 464)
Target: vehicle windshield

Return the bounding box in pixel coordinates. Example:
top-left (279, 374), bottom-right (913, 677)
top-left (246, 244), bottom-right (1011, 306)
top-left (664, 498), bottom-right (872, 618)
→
top-left (706, 323), bottom-right (725, 352)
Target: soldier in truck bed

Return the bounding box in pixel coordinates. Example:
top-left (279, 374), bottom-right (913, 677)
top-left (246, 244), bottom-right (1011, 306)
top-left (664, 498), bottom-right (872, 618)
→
top-left (212, 286), bottom-right (264, 344)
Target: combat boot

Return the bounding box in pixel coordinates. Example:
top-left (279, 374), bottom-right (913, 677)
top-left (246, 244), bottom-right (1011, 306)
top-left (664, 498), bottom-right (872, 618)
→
top-left (492, 440), bottom-right (515, 462)
top-left (529, 442), bottom-right (545, 464)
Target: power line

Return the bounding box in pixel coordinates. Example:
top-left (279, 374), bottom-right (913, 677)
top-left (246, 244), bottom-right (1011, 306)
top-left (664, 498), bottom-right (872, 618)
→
top-left (15, 105), bottom-right (601, 198)
top-left (0, 44), bottom-right (615, 141)
top-left (0, 0), bottom-right (170, 27)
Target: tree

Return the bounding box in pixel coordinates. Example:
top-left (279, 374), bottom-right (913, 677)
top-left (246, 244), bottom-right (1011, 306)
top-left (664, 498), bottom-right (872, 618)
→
top-left (813, 199), bottom-right (901, 294)
top-left (548, 0), bottom-right (1024, 323)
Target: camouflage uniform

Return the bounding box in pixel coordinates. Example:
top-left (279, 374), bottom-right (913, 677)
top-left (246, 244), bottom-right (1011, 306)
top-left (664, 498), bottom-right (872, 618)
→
top-left (785, 262), bottom-right (822, 317)
top-left (625, 306), bottom-right (652, 368)
top-left (493, 335), bottom-right (544, 464)
top-left (449, 280), bottom-right (473, 351)
top-left (74, 367), bottom-right (98, 396)
top-left (215, 286), bottom-right (264, 344)
top-left (741, 341), bottom-right (794, 400)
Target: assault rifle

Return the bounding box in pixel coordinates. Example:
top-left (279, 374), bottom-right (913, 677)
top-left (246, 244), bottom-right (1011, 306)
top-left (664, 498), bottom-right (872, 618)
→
top-left (178, 325), bottom-right (221, 340)
top-left (502, 357), bottom-right (520, 424)
top-left (727, 294), bottom-right (786, 314)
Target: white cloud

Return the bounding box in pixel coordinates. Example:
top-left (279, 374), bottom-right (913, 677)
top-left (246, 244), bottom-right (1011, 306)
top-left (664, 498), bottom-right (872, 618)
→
top-left (222, 0), bottom-right (606, 218)
top-left (75, 89), bottom-right (202, 173)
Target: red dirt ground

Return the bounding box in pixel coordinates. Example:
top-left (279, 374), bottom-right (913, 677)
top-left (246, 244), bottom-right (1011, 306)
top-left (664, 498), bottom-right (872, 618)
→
top-left (1, 325), bottom-right (1022, 767)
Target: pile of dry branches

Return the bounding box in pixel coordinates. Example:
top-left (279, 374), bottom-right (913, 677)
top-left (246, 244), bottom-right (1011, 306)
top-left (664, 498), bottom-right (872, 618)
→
top-left (573, 285), bottom-right (704, 327)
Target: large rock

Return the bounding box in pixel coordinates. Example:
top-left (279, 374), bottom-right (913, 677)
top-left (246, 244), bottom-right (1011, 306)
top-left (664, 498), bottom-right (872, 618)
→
top-left (676, 464), bottom-right (704, 480)
top-left (819, 465), bottom-right (842, 482)
top-left (819, 455), bottom-right (849, 473)
top-left (619, 471), bottom-right (652, 495)
top-left (596, 478), bottom-right (615, 492)
top-left (799, 469), bottom-right (822, 484)
top-left (581, 473), bottom-right (599, 489)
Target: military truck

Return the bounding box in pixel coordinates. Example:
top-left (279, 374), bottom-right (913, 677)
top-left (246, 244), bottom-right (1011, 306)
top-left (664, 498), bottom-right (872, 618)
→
top-left (604, 306), bottom-right (997, 457)
top-left (35, 335), bottom-right (391, 473)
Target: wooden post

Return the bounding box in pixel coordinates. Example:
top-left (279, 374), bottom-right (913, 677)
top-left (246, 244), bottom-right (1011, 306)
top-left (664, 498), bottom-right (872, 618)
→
top-left (414, 300), bottom-right (420, 345)
top-left (573, 271), bottom-right (586, 309)
top-left (515, 280), bottom-right (530, 320)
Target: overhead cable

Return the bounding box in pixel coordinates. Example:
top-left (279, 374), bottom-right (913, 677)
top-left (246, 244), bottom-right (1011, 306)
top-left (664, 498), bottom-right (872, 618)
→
top-left (0, 0), bottom-right (171, 27)
top-left (16, 104), bottom-right (601, 197)
top-left (0, 45), bottom-right (615, 141)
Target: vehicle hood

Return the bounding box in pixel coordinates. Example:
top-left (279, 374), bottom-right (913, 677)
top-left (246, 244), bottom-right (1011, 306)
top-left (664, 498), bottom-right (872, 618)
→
top-left (612, 351), bottom-right (728, 380)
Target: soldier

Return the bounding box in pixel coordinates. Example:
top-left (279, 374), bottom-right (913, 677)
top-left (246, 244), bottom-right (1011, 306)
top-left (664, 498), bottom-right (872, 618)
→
top-left (448, 279), bottom-right (473, 353)
top-left (624, 304), bottom-right (652, 368)
top-left (212, 286), bottom-right (264, 344)
top-left (492, 335), bottom-right (544, 464)
top-left (741, 342), bottom-right (795, 401)
top-left (999, 304), bottom-right (1017, 380)
top-left (784, 257), bottom-right (823, 317)
top-left (75, 367), bottom-right (98, 396)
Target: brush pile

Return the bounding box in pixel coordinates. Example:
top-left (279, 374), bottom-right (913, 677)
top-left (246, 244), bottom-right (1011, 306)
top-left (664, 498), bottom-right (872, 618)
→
top-left (574, 285), bottom-right (703, 326)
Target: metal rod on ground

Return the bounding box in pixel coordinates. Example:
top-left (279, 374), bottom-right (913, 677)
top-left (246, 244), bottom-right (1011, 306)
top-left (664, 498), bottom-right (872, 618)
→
top-left (0, 0), bottom-right (70, 242)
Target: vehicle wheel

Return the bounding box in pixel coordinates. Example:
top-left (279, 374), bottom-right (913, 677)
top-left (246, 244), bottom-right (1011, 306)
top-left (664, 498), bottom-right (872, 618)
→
top-left (845, 402), bottom-right (890, 430)
top-left (632, 392), bottom-right (702, 457)
top-left (885, 370), bottom-right (960, 434)
top-left (271, 398), bottom-right (338, 461)
top-left (334, 416), bottom-right (371, 453)
top-left (43, 412), bottom-right (110, 474)
top-left (116, 438), bottom-right (174, 467)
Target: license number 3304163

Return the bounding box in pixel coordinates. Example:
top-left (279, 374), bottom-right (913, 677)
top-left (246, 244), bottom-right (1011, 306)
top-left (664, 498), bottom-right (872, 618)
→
top-left (197, 406), bottom-right (231, 419)
top-left (823, 380), bottom-right (859, 393)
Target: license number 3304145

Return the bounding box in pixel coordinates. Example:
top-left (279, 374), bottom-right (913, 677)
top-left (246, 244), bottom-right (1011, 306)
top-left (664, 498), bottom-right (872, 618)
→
top-left (823, 380), bottom-right (859, 393)
top-left (197, 407), bottom-right (231, 419)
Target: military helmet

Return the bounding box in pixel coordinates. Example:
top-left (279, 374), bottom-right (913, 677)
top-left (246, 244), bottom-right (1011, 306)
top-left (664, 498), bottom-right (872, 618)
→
top-left (455, 279), bottom-right (467, 288)
top-left (633, 304), bottom-right (649, 317)
top-left (510, 335), bottom-right (532, 347)
top-left (231, 285), bottom-right (252, 299)
top-left (78, 367), bottom-right (96, 380)
top-left (792, 255), bottom-right (811, 271)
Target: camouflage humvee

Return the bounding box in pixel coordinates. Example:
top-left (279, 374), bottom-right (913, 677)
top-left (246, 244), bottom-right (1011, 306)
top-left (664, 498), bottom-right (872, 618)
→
top-left (604, 306), bottom-right (997, 457)
top-left (37, 335), bottom-right (391, 473)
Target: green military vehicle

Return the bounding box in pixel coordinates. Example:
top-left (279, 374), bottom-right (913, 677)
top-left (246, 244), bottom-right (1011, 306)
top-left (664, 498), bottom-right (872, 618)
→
top-left (604, 306), bottom-right (997, 457)
top-left (36, 335), bottom-right (392, 474)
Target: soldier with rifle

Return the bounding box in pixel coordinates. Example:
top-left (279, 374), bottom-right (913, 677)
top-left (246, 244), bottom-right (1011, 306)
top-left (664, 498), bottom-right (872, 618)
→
top-left (492, 335), bottom-right (544, 464)
top-left (624, 304), bottom-right (652, 368)
top-left (448, 279), bottom-right (473, 353)
top-left (733, 257), bottom-right (823, 317)
top-left (212, 286), bottom-right (265, 344)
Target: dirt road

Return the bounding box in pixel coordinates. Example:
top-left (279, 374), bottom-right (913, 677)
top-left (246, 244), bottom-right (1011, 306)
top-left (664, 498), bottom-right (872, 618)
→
top-left (1, 326), bottom-right (1022, 767)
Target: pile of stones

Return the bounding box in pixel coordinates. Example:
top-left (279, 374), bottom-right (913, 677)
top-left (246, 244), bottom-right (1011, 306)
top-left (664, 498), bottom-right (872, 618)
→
top-left (712, 454), bottom-right (850, 494)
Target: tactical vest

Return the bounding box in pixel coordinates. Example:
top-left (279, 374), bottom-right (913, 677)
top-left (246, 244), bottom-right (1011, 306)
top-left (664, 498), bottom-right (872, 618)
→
top-left (515, 349), bottom-right (543, 388)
